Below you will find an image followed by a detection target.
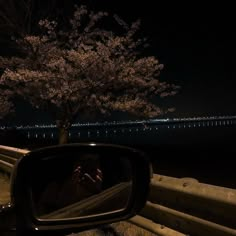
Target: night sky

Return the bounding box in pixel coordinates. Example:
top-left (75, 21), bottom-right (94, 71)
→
top-left (93, 1), bottom-right (235, 117)
top-left (0, 1), bottom-right (235, 124)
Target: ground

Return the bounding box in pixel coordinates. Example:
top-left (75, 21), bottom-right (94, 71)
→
top-left (0, 172), bottom-right (10, 205)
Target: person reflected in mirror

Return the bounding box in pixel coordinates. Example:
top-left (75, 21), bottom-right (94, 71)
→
top-left (36, 153), bottom-right (103, 216)
top-left (72, 154), bottom-right (103, 195)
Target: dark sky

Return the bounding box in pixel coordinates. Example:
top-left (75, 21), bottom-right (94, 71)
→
top-left (0, 1), bottom-right (235, 124)
top-left (93, 1), bottom-right (235, 117)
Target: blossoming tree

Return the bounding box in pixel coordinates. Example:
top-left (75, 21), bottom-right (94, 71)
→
top-left (0, 5), bottom-right (179, 144)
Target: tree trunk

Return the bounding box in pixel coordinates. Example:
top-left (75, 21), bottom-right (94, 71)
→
top-left (58, 126), bottom-right (69, 144)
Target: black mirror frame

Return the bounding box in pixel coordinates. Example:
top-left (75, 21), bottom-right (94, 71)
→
top-left (11, 143), bottom-right (151, 235)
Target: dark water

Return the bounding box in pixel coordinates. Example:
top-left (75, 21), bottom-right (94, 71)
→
top-left (1, 124), bottom-right (235, 188)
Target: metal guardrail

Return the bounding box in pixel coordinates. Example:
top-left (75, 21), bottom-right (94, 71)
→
top-left (129, 174), bottom-right (236, 236)
top-left (0, 160), bottom-right (13, 174)
top-left (0, 145), bottom-right (29, 174)
top-left (0, 146), bottom-right (235, 235)
top-left (0, 145), bottom-right (29, 158)
top-left (129, 215), bottom-right (186, 236)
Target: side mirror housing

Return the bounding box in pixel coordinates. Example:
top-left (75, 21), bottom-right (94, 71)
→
top-left (10, 143), bottom-right (150, 234)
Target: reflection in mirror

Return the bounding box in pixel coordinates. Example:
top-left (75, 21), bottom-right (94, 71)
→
top-left (30, 152), bottom-right (133, 220)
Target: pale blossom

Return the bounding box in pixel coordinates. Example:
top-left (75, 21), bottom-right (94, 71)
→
top-left (0, 5), bottom-right (179, 127)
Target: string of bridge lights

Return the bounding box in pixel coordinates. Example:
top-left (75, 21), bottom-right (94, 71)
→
top-left (1, 116), bottom-right (236, 130)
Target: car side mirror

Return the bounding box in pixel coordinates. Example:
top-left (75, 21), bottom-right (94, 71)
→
top-left (9, 143), bottom-right (150, 235)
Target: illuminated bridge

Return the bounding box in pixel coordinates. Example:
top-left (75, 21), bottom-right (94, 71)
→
top-left (2, 116), bottom-right (235, 146)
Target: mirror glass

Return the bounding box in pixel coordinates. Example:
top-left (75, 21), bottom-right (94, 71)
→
top-left (30, 151), bottom-right (133, 220)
